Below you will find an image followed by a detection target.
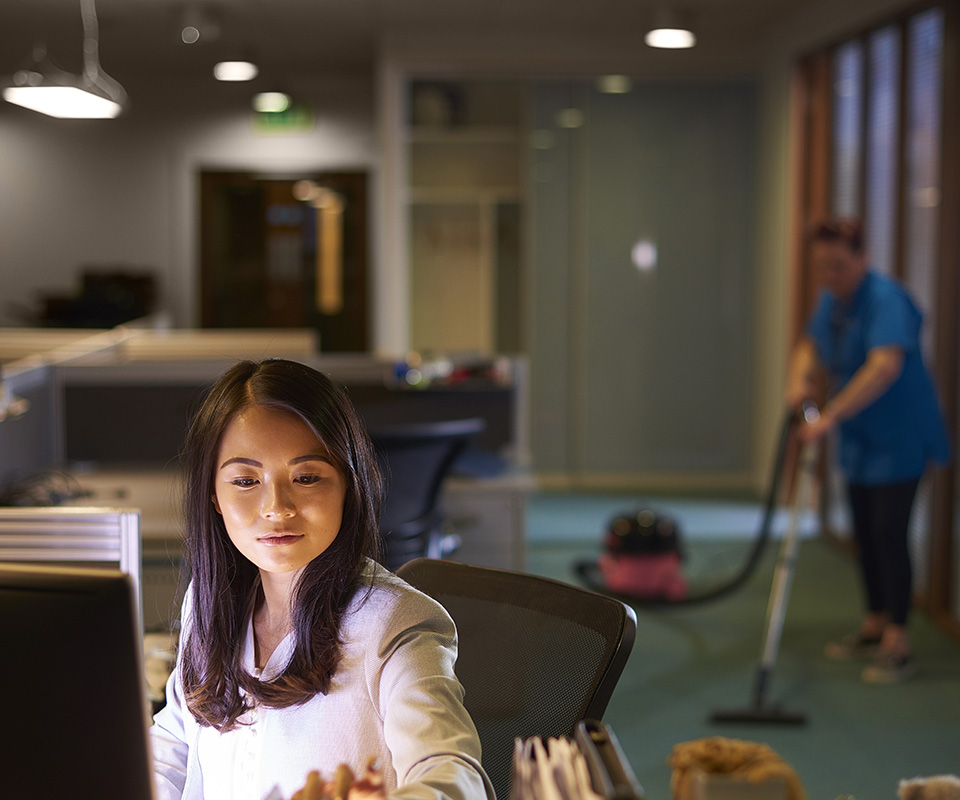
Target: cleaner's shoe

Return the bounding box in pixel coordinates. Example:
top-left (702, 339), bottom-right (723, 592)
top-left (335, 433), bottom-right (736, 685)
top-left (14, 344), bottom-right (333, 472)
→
top-left (824, 632), bottom-right (882, 660)
top-left (862, 651), bottom-right (915, 683)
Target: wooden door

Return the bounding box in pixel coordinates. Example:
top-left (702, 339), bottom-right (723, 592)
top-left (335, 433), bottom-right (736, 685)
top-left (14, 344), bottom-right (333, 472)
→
top-left (199, 170), bottom-right (369, 352)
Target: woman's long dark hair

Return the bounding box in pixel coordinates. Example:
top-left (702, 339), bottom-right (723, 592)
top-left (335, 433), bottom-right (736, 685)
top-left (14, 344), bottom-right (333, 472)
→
top-left (178, 359), bottom-right (383, 731)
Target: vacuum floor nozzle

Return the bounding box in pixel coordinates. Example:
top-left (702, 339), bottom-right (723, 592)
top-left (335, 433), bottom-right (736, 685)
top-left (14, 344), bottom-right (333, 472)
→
top-left (709, 706), bottom-right (807, 725)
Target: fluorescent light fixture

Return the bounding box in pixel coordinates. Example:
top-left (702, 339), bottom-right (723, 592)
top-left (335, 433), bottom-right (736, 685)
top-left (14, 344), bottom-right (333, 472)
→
top-left (2, 0), bottom-right (126, 119)
top-left (645, 27), bottom-right (696, 48)
top-left (3, 83), bottom-right (122, 118)
top-left (253, 91), bottom-right (291, 113)
top-left (214, 60), bottom-right (259, 81)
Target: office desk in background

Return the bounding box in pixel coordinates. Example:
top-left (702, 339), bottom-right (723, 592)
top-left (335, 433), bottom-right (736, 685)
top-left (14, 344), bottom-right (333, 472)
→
top-left (1, 331), bottom-right (533, 632)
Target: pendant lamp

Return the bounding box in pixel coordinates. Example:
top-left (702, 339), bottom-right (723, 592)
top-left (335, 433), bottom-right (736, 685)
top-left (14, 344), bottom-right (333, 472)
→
top-left (2, 0), bottom-right (127, 119)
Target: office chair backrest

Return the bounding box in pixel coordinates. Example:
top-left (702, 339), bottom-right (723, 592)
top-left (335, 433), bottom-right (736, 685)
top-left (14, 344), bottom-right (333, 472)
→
top-left (395, 557), bottom-right (637, 800)
top-left (371, 418), bottom-right (485, 568)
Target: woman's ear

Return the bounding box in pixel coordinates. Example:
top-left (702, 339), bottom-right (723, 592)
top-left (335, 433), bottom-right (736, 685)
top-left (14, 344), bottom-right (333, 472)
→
top-left (211, 493), bottom-right (222, 515)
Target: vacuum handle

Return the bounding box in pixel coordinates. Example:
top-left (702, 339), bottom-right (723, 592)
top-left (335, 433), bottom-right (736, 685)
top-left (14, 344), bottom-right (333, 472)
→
top-left (799, 398), bottom-right (820, 425)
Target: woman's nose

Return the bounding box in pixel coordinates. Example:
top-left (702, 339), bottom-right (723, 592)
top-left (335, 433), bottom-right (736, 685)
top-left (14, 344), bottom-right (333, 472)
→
top-left (262, 482), bottom-right (296, 519)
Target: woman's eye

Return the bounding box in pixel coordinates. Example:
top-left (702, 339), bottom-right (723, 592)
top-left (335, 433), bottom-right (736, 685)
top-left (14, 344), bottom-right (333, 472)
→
top-left (295, 474), bottom-right (321, 485)
top-left (230, 477), bottom-right (258, 488)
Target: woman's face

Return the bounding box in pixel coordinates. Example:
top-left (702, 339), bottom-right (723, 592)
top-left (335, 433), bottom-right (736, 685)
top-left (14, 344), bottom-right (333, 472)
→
top-left (812, 239), bottom-right (868, 302)
top-left (212, 403), bottom-right (347, 577)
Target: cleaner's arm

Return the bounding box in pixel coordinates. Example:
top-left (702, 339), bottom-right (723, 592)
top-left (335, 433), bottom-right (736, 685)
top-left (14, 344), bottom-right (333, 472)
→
top-left (784, 336), bottom-right (822, 411)
top-left (801, 345), bottom-right (903, 442)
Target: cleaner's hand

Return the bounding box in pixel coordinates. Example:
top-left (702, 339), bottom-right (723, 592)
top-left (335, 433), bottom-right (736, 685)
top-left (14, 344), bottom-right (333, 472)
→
top-left (784, 385), bottom-right (812, 413)
top-left (798, 403), bottom-right (836, 443)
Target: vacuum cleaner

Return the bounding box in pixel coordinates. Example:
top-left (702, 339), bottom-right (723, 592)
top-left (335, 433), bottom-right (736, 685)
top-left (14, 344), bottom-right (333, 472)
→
top-left (575, 400), bottom-right (822, 724)
top-left (574, 404), bottom-right (800, 608)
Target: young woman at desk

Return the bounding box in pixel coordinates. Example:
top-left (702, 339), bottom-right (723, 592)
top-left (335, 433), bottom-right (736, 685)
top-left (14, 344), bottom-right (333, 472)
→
top-left (151, 359), bottom-right (493, 800)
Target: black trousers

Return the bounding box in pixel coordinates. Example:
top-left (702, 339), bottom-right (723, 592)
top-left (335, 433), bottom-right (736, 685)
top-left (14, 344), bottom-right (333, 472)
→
top-left (847, 478), bottom-right (921, 627)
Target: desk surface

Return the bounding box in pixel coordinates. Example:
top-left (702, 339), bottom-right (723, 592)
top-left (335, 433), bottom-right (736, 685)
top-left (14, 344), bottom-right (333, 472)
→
top-left (71, 467), bottom-right (183, 541)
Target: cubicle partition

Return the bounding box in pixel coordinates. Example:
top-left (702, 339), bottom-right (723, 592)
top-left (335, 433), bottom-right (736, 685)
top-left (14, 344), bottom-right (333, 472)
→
top-left (0, 506), bottom-right (143, 621)
top-left (0, 362), bottom-right (60, 486)
top-left (54, 356), bottom-right (527, 470)
top-left (1, 330), bottom-right (533, 606)
top-left (50, 357), bottom-right (532, 573)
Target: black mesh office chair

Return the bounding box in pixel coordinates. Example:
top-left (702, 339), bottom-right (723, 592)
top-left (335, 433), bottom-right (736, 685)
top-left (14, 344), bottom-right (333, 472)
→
top-left (395, 557), bottom-right (637, 800)
top-left (370, 418), bottom-right (485, 571)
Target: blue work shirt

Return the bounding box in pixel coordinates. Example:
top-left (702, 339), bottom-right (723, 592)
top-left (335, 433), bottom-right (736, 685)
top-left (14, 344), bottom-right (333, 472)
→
top-left (807, 270), bottom-right (950, 485)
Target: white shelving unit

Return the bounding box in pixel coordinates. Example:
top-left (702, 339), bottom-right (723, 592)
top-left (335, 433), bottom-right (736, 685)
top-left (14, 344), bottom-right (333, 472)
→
top-left (405, 81), bottom-right (525, 356)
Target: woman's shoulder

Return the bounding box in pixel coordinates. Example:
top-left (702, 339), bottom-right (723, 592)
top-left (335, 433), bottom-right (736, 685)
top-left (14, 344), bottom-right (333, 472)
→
top-left (863, 271), bottom-right (922, 329)
top-left (344, 558), bottom-right (455, 635)
top-left (865, 270), bottom-right (918, 309)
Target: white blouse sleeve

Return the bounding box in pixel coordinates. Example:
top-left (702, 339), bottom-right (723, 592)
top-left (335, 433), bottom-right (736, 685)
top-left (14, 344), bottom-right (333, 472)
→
top-left (149, 586), bottom-right (194, 800)
top-left (361, 580), bottom-right (496, 800)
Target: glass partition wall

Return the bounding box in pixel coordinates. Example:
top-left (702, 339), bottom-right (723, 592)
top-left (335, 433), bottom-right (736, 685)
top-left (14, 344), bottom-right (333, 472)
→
top-left (528, 79), bottom-right (758, 484)
top-left (400, 76), bottom-right (759, 489)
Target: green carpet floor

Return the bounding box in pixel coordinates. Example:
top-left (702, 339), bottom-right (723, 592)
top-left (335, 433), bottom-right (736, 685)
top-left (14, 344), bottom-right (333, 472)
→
top-left (525, 534), bottom-right (960, 800)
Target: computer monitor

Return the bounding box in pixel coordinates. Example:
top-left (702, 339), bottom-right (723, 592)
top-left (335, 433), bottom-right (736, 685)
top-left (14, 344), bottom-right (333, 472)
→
top-left (0, 562), bottom-right (156, 799)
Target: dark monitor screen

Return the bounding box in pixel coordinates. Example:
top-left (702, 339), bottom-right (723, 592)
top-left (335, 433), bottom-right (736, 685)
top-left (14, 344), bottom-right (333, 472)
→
top-left (0, 563), bottom-right (156, 799)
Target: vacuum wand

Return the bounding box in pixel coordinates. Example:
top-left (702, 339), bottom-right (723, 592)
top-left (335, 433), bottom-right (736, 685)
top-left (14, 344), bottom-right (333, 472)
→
top-left (711, 401), bottom-right (820, 725)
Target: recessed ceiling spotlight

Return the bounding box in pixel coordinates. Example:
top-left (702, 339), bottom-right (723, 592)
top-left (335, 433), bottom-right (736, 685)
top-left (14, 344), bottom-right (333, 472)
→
top-left (214, 60), bottom-right (258, 82)
top-left (644, 7), bottom-right (696, 49)
top-left (556, 108), bottom-right (585, 129)
top-left (253, 91), bottom-right (291, 113)
top-left (181, 26), bottom-right (201, 45)
top-left (597, 75), bottom-right (633, 94)
top-left (180, 5), bottom-right (220, 45)
top-left (645, 28), bottom-right (696, 48)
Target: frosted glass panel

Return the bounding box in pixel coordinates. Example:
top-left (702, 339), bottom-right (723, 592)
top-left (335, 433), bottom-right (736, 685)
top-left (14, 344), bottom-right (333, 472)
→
top-left (529, 82), bottom-right (577, 473)
top-left (530, 81), bottom-right (756, 478)
top-left (864, 26), bottom-right (901, 276)
top-left (832, 41), bottom-right (864, 217)
top-left (579, 83), bottom-right (756, 473)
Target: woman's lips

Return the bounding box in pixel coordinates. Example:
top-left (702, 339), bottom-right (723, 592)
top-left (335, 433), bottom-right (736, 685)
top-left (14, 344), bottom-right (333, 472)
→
top-left (259, 533), bottom-right (303, 546)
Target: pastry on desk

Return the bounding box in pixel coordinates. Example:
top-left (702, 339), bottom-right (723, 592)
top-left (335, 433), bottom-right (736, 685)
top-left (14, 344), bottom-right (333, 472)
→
top-left (269, 760), bottom-right (384, 800)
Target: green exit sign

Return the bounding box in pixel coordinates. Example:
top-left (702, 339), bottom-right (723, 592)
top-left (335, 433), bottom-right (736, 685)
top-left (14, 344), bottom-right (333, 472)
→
top-left (253, 103), bottom-right (315, 133)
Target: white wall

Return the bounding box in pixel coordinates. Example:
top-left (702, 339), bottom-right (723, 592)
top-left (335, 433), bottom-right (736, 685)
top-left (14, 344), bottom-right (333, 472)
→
top-left (0, 72), bottom-right (376, 328)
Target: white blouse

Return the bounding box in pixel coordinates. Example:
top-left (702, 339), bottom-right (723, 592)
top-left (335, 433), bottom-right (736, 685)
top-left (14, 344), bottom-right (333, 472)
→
top-left (151, 562), bottom-right (493, 800)
top-left (195, 624), bottom-right (269, 800)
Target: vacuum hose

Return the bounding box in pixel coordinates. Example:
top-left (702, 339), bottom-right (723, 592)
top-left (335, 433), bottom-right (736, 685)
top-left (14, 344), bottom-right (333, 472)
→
top-left (574, 407), bottom-right (800, 607)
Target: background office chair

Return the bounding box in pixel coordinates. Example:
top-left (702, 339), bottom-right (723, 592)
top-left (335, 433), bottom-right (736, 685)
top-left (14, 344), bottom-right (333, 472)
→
top-left (371, 418), bottom-right (485, 570)
top-left (395, 557), bottom-right (637, 800)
